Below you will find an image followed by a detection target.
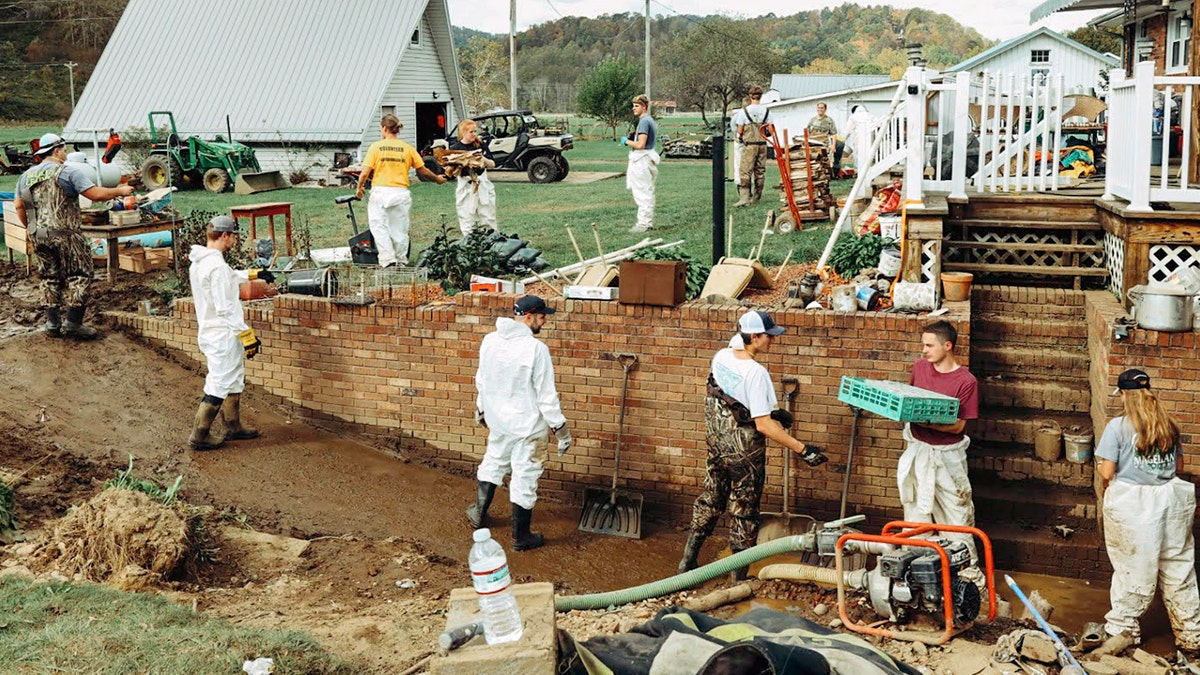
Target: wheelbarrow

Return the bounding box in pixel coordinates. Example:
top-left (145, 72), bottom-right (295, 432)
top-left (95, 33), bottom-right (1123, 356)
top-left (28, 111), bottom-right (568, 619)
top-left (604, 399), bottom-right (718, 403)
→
top-left (579, 352), bottom-right (644, 539)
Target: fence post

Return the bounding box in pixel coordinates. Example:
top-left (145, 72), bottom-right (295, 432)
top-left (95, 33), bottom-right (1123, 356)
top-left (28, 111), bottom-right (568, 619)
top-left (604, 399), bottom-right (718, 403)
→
top-left (1101, 68), bottom-right (1124, 202)
top-left (949, 71), bottom-right (970, 200)
top-left (904, 66), bottom-right (926, 207)
top-left (1128, 61), bottom-right (1155, 212)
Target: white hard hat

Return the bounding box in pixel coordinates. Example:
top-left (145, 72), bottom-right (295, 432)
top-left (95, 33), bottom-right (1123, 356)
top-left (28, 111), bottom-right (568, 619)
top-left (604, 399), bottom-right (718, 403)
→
top-left (35, 133), bottom-right (65, 156)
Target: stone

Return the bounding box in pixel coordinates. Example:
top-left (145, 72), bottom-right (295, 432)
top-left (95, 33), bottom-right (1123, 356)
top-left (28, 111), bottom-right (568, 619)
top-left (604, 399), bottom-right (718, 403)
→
top-left (812, 603), bottom-right (828, 616)
top-left (1017, 589), bottom-right (1054, 623)
top-left (994, 598), bottom-right (1012, 619)
top-left (911, 641), bottom-right (927, 658)
top-left (1079, 662), bottom-right (1119, 675)
top-left (828, 618), bottom-right (843, 629)
top-left (1019, 633), bottom-right (1059, 664)
top-left (0, 564), bottom-right (33, 579)
top-left (430, 582), bottom-right (556, 675)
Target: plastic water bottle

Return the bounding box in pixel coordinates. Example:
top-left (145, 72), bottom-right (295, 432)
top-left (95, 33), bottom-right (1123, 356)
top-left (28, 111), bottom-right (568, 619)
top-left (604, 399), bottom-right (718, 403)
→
top-left (469, 528), bottom-right (523, 644)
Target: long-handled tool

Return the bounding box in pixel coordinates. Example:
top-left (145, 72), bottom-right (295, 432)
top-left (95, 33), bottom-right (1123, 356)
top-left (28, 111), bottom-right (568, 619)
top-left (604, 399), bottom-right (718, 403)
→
top-left (840, 407), bottom-right (862, 521)
top-left (335, 194), bottom-right (378, 265)
top-left (757, 378), bottom-right (816, 545)
top-left (579, 353), bottom-right (644, 539)
top-left (1004, 575), bottom-right (1087, 675)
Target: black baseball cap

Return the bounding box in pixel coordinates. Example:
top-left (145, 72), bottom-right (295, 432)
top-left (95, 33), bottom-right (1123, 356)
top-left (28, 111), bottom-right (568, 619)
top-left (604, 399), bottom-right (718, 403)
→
top-left (1114, 368), bottom-right (1151, 395)
top-left (514, 295), bottom-right (555, 315)
top-left (738, 310), bottom-right (785, 336)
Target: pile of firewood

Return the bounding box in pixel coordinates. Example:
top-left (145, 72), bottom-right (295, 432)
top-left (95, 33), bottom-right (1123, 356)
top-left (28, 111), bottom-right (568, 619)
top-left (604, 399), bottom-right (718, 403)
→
top-left (779, 139), bottom-right (833, 213)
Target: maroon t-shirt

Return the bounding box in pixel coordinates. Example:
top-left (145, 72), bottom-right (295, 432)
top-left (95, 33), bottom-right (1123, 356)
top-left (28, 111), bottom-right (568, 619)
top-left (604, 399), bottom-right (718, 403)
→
top-left (909, 358), bottom-right (979, 445)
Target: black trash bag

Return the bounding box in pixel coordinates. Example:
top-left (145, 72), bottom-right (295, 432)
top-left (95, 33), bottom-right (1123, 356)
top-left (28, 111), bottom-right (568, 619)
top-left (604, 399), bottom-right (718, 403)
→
top-left (530, 256), bottom-right (551, 272)
top-left (491, 237), bottom-right (528, 260)
top-left (507, 247), bottom-right (541, 268)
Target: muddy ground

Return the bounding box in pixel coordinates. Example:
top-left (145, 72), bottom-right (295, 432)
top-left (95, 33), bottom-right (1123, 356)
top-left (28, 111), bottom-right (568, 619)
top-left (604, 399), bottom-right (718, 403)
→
top-left (0, 265), bottom-right (1156, 674)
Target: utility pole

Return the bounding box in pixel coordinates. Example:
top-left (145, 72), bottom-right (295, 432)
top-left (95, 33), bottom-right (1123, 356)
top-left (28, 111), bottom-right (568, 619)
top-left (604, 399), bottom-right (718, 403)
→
top-left (644, 0), bottom-right (651, 103)
top-left (509, 0), bottom-right (518, 110)
top-left (66, 61), bottom-right (77, 111)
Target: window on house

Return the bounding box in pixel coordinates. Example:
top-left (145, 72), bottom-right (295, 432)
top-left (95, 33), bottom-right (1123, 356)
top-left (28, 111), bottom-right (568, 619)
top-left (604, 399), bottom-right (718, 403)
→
top-left (1168, 14), bottom-right (1192, 71)
top-left (1030, 49), bottom-right (1051, 63)
top-left (411, 28), bottom-right (421, 46)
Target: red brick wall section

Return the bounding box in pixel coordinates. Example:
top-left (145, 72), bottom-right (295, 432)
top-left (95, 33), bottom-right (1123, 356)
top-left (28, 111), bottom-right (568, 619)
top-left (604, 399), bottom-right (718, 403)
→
top-left (110, 294), bottom-right (971, 526)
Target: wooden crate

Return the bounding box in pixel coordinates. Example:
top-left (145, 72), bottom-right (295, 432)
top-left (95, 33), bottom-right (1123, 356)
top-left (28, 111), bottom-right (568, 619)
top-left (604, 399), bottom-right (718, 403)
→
top-left (4, 207), bottom-right (32, 257)
top-left (118, 247), bottom-right (170, 274)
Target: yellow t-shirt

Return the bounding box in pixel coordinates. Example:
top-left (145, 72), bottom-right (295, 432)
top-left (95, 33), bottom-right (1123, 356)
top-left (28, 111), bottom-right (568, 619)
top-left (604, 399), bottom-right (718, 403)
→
top-left (363, 138), bottom-right (424, 188)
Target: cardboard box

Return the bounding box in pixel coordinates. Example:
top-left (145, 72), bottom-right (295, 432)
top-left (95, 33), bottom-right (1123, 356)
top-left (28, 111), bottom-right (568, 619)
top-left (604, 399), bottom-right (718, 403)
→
top-left (618, 260), bottom-right (687, 306)
top-left (469, 275), bottom-right (525, 294)
top-left (118, 246), bottom-right (170, 274)
top-left (564, 285), bottom-right (619, 300)
top-left (109, 210), bottom-right (141, 226)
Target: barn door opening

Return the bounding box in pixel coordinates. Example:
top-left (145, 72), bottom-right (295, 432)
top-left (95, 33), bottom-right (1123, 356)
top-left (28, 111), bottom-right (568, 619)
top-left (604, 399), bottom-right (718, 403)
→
top-left (415, 102), bottom-right (448, 153)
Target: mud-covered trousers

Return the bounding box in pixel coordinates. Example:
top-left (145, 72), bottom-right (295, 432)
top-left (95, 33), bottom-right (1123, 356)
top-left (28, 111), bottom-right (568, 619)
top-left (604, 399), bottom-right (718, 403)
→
top-left (32, 229), bottom-right (93, 308)
top-left (686, 393), bottom-right (767, 551)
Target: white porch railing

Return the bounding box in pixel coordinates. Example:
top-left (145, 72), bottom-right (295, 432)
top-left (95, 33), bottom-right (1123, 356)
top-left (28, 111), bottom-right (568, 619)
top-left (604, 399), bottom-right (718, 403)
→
top-left (971, 71), bottom-right (1065, 194)
top-left (1105, 61), bottom-right (1200, 212)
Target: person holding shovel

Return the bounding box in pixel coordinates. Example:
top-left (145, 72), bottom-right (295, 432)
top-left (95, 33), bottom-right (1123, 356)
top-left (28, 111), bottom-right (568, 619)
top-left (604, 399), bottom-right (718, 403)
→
top-left (467, 295), bottom-right (572, 551)
top-left (1090, 368), bottom-right (1200, 657)
top-left (355, 113), bottom-right (447, 268)
top-left (679, 310), bottom-right (828, 580)
top-left (624, 94), bottom-right (660, 234)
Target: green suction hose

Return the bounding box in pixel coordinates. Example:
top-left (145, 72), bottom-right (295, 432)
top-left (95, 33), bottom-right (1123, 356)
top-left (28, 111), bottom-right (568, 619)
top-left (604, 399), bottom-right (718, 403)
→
top-left (554, 533), bottom-right (813, 612)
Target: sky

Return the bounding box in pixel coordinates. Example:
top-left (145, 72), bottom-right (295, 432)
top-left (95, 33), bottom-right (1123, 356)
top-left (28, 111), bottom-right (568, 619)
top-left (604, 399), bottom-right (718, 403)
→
top-left (446, 0), bottom-right (1110, 43)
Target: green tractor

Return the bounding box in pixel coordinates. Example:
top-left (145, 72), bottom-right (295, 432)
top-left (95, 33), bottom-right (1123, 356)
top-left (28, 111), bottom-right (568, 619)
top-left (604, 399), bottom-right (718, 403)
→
top-left (140, 111), bottom-right (288, 194)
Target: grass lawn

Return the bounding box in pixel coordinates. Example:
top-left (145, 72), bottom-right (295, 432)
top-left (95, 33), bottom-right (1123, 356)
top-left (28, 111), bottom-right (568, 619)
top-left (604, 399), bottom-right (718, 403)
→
top-left (0, 578), bottom-right (352, 674)
top-left (1, 116), bottom-right (854, 271)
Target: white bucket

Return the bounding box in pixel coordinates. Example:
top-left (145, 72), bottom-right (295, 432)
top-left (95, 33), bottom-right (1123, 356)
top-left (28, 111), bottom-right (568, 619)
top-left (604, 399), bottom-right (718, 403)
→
top-left (878, 247), bottom-right (902, 277)
top-left (878, 212), bottom-right (902, 241)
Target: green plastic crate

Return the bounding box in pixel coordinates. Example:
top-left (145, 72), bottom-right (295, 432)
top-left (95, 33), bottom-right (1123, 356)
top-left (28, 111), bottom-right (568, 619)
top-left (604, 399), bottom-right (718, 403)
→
top-left (838, 376), bottom-right (960, 424)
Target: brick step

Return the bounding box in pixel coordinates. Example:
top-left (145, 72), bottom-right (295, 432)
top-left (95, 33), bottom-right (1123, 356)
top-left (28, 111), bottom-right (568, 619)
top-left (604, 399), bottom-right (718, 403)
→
top-left (968, 440), bottom-right (1094, 489)
top-left (978, 378), bottom-right (1090, 413)
top-left (971, 344), bottom-right (1090, 381)
top-left (971, 478), bottom-right (1098, 531)
top-left (975, 522), bottom-right (1110, 581)
top-left (972, 315), bottom-right (1088, 348)
top-left (973, 408), bottom-right (1093, 446)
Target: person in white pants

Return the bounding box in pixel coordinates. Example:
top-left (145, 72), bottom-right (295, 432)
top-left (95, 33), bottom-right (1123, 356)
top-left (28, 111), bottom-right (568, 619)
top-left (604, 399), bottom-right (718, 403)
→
top-left (624, 94), bottom-right (661, 233)
top-left (355, 113), bottom-right (447, 267)
top-left (468, 295), bottom-right (573, 551)
top-left (1092, 368), bottom-right (1200, 657)
top-left (844, 104), bottom-right (878, 175)
top-left (448, 119), bottom-right (497, 236)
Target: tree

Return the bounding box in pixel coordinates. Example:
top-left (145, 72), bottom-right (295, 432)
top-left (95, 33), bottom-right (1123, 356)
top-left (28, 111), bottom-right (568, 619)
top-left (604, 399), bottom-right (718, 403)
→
top-left (660, 17), bottom-right (784, 127)
top-left (1064, 26), bottom-right (1122, 57)
top-left (576, 54), bottom-right (641, 140)
top-left (458, 36), bottom-right (510, 115)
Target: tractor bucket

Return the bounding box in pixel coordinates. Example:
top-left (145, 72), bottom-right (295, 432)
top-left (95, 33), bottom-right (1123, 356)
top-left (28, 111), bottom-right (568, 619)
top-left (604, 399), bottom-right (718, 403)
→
top-left (234, 171), bottom-right (289, 195)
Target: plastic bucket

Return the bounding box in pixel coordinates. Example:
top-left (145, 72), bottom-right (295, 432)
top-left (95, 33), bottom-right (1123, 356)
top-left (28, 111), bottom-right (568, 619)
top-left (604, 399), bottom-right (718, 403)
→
top-left (1064, 426), bottom-right (1094, 464)
top-left (941, 272), bottom-right (973, 302)
top-left (878, 212), bottom-right (902, 241)
top-left (1034, 421), bottom-right (1063, 462)
top-left (878, 247), bottom-right (902, 277)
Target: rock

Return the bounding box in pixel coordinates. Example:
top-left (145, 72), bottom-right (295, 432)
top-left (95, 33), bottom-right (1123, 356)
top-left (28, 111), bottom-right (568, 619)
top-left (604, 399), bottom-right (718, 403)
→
top-left (1131, 649), bottom-right (1171, 669)
top-left (829, 618), bottom-right (843, 629)
top-left (1018, 589), bottom-right (1054, 623)
top-left (1019, 632), bottom-right (1059, 664)
top-left (994, 598), bottom-right (1012, 619)
top-left (813, 603), bottom-right (828, 616)
top-left (1079, 662), bottom-right (1119, 675)
top-left (912, 641), bottom-right (927, 658)
top-left (0, 565), bottom-right (33, 579)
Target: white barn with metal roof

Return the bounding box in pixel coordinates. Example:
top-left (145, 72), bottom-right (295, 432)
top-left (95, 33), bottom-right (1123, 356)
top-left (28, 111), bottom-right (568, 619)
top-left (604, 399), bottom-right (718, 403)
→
top-left (946, 27), bottom-right (1118, 94)
top-left (63, 0), bottom-right (464, 175)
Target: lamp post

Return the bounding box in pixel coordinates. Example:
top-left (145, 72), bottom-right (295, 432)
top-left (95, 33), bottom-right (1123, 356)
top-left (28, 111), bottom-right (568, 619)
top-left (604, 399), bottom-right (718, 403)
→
top-left (905, 43), bottom-right (924, 67)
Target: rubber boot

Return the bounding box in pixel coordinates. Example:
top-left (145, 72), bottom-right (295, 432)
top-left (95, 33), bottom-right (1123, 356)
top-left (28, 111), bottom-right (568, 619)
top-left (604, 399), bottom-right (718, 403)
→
top-left (511, 504), bottom-right (544, 551)
top-left (729, 547), bottom-right (750, 582)
top-left (678, 533), bottom-right (705, 573)
top-left (62, 306), bottom-right (99, 340)
top-left (466, 481), bottom-right (497, 529)
top-left (44, 307), bottom-right (63, 338)
top-left (750, 183), bottom-right (763, 205)
top-left (188, 396), bottom-right (226, 451)
top-left (220, 393), bottom-right (261, 441)
top-left (734, 185), bottom-right (751, 207)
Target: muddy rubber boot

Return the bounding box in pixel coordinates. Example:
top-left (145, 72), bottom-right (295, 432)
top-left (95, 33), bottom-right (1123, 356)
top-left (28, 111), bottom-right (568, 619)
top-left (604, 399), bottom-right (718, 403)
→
top-left (188, 396), bottom-right (226, 451)
top-left (220, 393), bottom-right (261, 441)
top-left (734, 186), bottom-right (751, 207)
top-left (44, 307), bottom-right (63, 338)
top-left (750, 183), bottom-right (763, 205)
top-left (62, 306), bottom-right (100, 340)
top-left (466, 481), bottom-right (497, 529)
top-left (729, 547), bottom-right (750, 582)
top-left (511, 505), bottom-right (544, 551)
top-left (678, 533), bottom-right (705, 573)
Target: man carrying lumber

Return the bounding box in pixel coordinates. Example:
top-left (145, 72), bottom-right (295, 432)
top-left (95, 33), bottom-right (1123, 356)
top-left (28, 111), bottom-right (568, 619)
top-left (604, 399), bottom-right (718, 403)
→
top-left (736, 86), bottom-right (770, 207)
top-left (623, 95), bottom-right (660, 233)
top-left (679, 311), bottom-right (827, 580)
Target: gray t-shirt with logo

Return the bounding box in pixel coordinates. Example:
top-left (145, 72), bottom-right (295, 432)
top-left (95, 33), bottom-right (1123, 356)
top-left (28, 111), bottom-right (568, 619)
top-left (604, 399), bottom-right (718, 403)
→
top-left (1095, 416), bottom-right (1180, 486)
top-left (636, 115), bottom-right (657, 151)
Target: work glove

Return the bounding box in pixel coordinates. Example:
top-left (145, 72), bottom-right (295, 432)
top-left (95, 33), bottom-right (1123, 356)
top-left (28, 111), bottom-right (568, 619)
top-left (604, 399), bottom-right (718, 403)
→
top-left (620, 137), bottom-right (628, 146)
top-left (553, 424), bottom-right (572, 457)
top-left (474, 408), bottom-right (487, 428)
top-left (798, 444), bottom-right (828, 468)
top-left (770, 408), bottom-right (794, 429)
top-left (238, 328), bottom-right (262, 359)
top-left (251, 269), bottom-right (276, 284)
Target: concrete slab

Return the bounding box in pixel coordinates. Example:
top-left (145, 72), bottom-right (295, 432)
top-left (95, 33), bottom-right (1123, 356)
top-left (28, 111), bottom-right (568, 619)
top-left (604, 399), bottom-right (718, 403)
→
top-left (429, 582), bottom-right (556, 675)
top-left (488, 170), bottom-right (623, 185)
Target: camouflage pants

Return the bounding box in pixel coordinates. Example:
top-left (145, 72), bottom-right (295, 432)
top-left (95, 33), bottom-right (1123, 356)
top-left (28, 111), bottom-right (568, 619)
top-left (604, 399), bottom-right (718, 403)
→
top-left (32, 229), bottom-right (93, 308)
top-left (687, 393), bottom-right (767, 551)
top-left (738, 144), bottom-right (767, 198)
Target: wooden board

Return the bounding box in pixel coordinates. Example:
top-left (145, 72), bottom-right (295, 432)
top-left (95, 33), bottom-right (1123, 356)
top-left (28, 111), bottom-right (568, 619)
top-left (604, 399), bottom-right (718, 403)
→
top-left (717, 258), bottom-right (773, 288)
top-left (700, 263), bottom-right (754, 299)
top-left (575, 264), bottom-right (618, 287)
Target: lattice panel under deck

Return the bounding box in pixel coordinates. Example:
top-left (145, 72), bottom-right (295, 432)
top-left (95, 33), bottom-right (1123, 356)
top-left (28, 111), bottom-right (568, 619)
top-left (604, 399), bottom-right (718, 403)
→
top-left (1105, 232), bottom-right (1125, 296)
top-left (1149, 245), bottom-right (1200, 283)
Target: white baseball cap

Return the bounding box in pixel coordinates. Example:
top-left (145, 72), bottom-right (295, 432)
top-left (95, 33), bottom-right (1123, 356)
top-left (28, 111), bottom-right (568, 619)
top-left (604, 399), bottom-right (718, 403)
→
top-left (738, 310), bottom-right (785, 336)
top-left (35, 133), bottom-right (65, 156)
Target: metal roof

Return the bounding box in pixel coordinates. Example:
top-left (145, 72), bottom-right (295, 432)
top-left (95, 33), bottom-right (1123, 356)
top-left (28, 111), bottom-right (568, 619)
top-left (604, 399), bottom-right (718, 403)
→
top-left (768, 75), bottom-right (891, 102)
top-left (948, 26), bottom-right (1119, 72)
top-left (1031, 0), bottom-right (1124, 23)
top-left (64, 0), bottom-right (463, 144)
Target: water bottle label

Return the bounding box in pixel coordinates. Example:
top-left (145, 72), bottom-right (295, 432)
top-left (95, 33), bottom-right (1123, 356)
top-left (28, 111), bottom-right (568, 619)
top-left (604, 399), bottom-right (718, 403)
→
top-left (472, 563), bottom-right (511, 595)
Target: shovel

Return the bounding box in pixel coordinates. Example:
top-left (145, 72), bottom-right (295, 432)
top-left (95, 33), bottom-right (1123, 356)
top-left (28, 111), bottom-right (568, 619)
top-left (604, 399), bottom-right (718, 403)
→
top-left (579, 352), bottom-right (644, 539)
top-left (757, 377), bottom-right (816, 545)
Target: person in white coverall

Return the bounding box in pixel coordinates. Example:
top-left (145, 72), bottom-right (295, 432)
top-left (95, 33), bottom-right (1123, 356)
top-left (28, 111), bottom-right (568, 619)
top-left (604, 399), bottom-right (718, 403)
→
top-left (624, 94), bottom-right (661, 233)
top-left (448, 119), bottom-right (497, 236)
top-left (467, 295), bottom-right (572, 551)
top-left (355, 113), bottom-right (447, 267)
top-left (1091, 368), bottom-right (1200, 657)
top-left (187, 216), bottom-right (268, 451)
top-left (844, 104), bottom-right (878, 174)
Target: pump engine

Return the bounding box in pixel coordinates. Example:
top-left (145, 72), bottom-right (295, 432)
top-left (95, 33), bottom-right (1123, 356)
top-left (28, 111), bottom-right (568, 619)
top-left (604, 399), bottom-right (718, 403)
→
top-left (865, 539), bottom-right (979, 625)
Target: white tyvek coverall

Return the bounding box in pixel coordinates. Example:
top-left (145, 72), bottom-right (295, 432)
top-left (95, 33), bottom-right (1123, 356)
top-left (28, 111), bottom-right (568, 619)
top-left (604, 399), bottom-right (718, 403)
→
top-left (845, 107), bottom-right (878, 172)
top-left (1103, 477), bottom-right (1200, 648)
top-left (367, 185), bottom-right (412, 266)
top-left (189, 245), bottom-right (250, 399)
top-left (897, 424), bottom-right (978, 563)
top-left (455, 171), bottom-right (497, 236)
top-left (626, 148), bottom-right (661, 230)
top-left (475, 317), bottom-right (567, 509)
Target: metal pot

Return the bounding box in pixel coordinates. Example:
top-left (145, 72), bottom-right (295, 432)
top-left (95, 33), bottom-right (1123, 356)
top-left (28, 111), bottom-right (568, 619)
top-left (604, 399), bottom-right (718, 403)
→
top-left (1127, 284), bottom-right (1195, 332)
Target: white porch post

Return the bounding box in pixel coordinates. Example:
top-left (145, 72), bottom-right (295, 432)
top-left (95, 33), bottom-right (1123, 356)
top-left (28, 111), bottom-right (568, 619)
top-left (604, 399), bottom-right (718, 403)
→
top-left (904, 66), bottom-right (926, 208)
top-left (1101, 67), bottom-right (1124, 202)
top-left (949, 71), bottom-right (970, 200)
top-left (1128, 61), bottom-right (1156, 212)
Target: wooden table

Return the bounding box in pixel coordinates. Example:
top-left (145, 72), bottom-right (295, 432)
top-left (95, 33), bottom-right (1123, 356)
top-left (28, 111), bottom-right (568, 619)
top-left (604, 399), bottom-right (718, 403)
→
top-left (230, 202), bottom-right (294, 256)
top-left (81, 217), bottom-right (181, 282)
